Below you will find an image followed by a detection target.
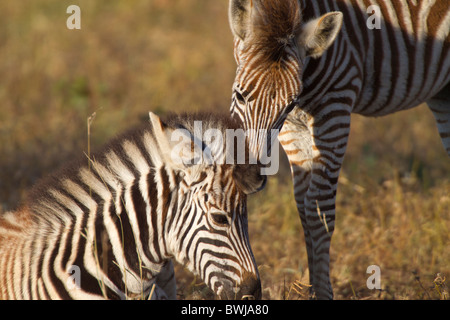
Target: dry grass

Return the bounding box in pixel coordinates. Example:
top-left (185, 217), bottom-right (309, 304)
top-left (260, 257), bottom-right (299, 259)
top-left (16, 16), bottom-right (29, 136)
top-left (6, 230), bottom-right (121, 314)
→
top-left (1, 0), bottom-right (449, 300)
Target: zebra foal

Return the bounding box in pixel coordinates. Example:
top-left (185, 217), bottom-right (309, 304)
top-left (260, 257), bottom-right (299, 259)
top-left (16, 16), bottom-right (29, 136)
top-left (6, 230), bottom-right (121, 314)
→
top-left (228, 0), bottom-right (449, 299)
top-left (0, 112), bottom-right (264, 300)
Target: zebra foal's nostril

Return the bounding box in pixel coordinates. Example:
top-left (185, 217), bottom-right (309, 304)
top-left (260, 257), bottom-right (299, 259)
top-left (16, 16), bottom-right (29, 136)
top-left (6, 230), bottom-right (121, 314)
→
top-left (239, 272), bottom-right (262, 300)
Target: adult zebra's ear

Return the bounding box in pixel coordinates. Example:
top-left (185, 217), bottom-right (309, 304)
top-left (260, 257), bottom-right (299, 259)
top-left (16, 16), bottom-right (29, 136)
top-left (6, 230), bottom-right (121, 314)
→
top-left (229, 0), bottom-right (253, 40)
top-left (233, 164), bottom-right (267, 195)
top-left (299, 11), bottom-right (343, 59)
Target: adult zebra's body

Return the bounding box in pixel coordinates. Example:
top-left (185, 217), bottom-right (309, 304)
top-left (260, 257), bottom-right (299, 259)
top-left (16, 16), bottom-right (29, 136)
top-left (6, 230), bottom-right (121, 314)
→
top-left (0, 112), bottom-right (264, 300)
top-left (228, 0), bottom-right (449, 299)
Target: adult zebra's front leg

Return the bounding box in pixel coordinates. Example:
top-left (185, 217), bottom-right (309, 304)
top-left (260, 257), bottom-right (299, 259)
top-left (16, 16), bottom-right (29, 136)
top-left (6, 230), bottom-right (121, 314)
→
top-left (280, 105), bottom-right (351, 299)
top-left (279, 111), bottom-right (314, 295)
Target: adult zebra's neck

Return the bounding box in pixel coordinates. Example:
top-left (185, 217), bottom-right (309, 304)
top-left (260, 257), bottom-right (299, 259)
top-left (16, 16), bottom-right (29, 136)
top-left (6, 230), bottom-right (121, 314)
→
top-left (296, 0), bottom-right (361, 112)
top-left (297, 0), bottom-right (450, 115)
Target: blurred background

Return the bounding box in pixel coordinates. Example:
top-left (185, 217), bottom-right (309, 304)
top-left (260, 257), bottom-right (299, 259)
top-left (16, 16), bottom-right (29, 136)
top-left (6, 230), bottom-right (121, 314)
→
top-left (0, 0), bottom-right (448, 299)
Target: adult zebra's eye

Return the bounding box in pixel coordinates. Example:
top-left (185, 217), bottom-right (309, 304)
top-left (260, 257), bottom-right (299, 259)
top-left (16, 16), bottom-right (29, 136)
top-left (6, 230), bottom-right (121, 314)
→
top-left (235, 91), bottom-right (245, 104)
top-left (211, 212), bottom-right (229, 226)
top-left (204, 193), bottom-right (209, 203)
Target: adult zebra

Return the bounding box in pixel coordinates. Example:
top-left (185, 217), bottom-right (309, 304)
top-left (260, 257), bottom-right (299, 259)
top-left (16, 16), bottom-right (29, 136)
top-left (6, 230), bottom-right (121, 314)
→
top-left (0, 112), bottom-right (264, 300)
top-left (228, 0), bottom-right (449, 299)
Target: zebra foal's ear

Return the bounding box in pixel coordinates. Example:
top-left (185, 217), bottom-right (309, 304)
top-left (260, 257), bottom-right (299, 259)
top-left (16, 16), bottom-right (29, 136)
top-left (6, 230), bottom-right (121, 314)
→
top-left (233, 164), bottom-right (267, 195)
top-left (229, 0), bottom-right (253, 40)
top-left (299, 11), bottom-right (343, 58)
top-left (149, 112), bottom-right (203, 171)
top-left (149, 111), bottom-right (177, 168)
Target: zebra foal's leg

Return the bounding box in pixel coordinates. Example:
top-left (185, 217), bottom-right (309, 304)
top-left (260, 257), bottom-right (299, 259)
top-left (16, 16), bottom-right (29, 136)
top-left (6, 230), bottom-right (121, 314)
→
top-left (154, 261), bottom-right (176, 299)
top-left (427, 82), bottom-right (450, 156)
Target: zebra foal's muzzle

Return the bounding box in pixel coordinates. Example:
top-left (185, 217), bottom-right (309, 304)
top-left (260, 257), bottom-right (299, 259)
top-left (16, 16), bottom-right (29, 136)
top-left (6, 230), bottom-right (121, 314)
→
top-left (217, 272), bottom-right (262, 300)
top-left (239, 272), bottom-right (262, 300)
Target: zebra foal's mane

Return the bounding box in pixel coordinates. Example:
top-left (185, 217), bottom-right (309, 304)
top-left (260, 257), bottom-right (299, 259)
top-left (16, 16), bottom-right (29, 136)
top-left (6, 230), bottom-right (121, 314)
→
top-left (10, 112), bottom-right (261, 225)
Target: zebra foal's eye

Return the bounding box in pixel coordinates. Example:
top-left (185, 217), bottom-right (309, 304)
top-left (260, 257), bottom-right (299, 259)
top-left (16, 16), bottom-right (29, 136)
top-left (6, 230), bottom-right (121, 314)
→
top-left (211, 212), bottom-right (229, 226)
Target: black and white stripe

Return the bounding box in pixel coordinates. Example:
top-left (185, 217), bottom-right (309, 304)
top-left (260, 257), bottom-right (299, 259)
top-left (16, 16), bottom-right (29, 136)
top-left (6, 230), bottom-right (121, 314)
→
top-left (229, 0), bottom-right (449, 299)
top-left (0, 112), bottom-right (263, 300)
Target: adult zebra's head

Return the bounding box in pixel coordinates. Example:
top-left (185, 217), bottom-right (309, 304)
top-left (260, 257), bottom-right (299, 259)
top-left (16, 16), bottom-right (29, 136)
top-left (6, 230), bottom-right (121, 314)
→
top-left (229, 0), bottom-right (343, 158)
top-left (150, 112), bottom-right (264, 300)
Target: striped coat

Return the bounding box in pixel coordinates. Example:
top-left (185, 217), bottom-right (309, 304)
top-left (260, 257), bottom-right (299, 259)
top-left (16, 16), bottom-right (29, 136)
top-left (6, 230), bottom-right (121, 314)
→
top-left (0, 112), bottom-right (264, 300)
top-left (229, 0), bottom-right (449, 299)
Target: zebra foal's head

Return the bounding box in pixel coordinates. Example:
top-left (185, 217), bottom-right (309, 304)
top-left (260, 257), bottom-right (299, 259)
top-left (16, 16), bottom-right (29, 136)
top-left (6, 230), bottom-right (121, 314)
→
top-left (150, 112), bottom-right (264, 299)
top-left (229, 0), bottom-right (343, 157)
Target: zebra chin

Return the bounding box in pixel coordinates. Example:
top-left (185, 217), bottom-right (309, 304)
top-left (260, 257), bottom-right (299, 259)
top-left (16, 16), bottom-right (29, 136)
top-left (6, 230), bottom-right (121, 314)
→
top-left (211, 273), bottom-right (261, 300)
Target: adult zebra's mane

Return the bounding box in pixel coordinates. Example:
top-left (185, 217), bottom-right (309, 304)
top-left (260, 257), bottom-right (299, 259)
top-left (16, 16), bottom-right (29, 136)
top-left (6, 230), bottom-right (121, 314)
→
top-left (250, 0), bottom-right (301, 62)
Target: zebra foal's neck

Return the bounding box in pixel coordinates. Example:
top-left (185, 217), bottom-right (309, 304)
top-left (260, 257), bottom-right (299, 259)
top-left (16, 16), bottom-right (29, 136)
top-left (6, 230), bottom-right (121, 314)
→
top-left (0, 116), bottom-right (180, 299)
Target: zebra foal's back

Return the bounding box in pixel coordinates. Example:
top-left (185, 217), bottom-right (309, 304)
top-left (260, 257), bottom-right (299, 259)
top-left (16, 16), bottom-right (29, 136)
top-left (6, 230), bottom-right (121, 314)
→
top-left (0, 112), bottom-right (264, 300)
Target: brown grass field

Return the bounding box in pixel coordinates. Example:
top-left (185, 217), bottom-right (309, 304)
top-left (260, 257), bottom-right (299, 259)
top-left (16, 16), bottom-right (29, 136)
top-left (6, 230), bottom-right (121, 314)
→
top-left (1, 1), bottom-right (449, 300)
